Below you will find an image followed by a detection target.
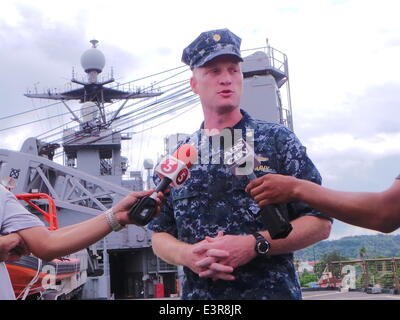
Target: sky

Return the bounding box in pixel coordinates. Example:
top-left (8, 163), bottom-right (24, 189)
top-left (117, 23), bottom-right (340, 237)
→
top-left (0, 0), bottom-right (399, 240)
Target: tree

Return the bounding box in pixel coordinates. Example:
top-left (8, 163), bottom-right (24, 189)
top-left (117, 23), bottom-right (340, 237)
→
top-left (377, 273), bottom-right (394, 289)
top-left (300, 272), bottom-right (318, 287)
top-left (314, 250), bottom-right (349, 279)
top-left (359, 247), bottom-right (367, 259)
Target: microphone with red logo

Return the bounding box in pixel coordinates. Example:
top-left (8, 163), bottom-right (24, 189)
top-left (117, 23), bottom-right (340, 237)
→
top-left (128, 144), bottom-right (198, 226)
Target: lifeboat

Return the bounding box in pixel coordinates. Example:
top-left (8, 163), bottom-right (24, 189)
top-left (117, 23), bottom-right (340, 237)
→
top-left (5, 193), bottom-right (87, 300)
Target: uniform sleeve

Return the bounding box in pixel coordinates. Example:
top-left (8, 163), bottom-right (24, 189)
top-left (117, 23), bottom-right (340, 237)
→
top-left (0, 188), bottom-right (44, 235)
top-left (146, 174), bottom-right (178, 237)
top-left (274, 126), bottom-right (333, 222)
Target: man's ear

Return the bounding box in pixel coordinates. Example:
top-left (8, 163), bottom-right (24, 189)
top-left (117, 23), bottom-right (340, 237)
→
top-left (190, 76), bottom-right (198, 94)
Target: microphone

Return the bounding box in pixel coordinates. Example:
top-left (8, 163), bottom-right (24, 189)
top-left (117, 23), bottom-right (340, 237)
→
top-left (128, 144), bottom-right (198, 226)
top-left (223, 131), bottom-right (293, 239)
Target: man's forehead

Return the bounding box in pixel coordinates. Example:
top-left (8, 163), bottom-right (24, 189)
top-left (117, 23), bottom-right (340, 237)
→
top-left (200, 55), bottom-right (242, 68)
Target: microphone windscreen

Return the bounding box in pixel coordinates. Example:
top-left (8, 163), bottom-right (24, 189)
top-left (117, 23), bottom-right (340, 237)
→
top-left (172, 144), bottom-right (198, 168)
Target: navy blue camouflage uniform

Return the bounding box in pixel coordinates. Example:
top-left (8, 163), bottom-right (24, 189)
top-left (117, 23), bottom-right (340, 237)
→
top-left (148, 109), bottom-right (332, 300)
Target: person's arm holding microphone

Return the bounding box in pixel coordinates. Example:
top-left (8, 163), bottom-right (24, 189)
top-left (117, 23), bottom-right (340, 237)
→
top-left (246, 173), bottom-right (400, 233)
top-left (16, 190), bottom-right (164, 262)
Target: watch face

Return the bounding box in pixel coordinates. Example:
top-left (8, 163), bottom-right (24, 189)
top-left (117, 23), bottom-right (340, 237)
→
top-left (257, 241), bottom-right (269, 254)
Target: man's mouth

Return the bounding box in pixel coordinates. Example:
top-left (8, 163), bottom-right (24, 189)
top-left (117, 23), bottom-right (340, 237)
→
top-left (217, 90), bottom-right (234, 96)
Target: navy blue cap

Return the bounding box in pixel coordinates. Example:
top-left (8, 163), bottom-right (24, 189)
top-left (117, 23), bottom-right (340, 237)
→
top-left (181, 28), bottom-right (243, 69)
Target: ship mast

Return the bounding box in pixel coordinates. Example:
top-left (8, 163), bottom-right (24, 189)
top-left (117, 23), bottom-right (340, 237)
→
top-left (25, 40), bottom-right (163, 130)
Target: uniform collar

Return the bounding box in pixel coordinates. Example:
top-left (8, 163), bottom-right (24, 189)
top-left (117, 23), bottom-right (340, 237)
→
top-left (199, 109), bottom-right (254, 131)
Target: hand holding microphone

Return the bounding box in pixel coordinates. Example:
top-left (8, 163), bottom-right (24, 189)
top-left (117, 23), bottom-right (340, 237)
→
top-left (128, 144), bottom-right (198, 226)
top-left (223, 132), bottom-right (292, 239)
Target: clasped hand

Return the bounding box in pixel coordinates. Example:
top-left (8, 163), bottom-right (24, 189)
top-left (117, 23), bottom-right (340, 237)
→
top-left (187, 232), bottom-right (256, 281)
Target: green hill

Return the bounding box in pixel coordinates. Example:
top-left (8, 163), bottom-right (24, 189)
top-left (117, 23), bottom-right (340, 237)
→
top-left (295, 234), bottom-right (400, 261)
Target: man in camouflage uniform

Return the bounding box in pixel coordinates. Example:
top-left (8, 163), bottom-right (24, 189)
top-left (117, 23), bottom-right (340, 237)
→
top-left (148, 28), bottom-right (332, 300)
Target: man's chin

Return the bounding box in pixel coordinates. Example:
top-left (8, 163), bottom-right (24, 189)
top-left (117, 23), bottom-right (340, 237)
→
top-left (214, 105), bottom-right (239, 115)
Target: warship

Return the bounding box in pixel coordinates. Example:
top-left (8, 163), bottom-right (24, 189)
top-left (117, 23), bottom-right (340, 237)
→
top-left (2, 38), bottom-right (292, 299)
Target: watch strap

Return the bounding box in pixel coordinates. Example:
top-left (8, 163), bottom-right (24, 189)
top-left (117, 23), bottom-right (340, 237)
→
top-left (105, 208), bottom-right (125, 232)
top-left (253, 232), bottom-right (265, 242)
top-left (252, 232), bottom-right (270, 255)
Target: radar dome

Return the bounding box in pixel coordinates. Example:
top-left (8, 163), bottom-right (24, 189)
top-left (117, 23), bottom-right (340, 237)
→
top-left (143, 159), bottom-right (154, 170)
top-left (80, 40), bottom-right (106, 73)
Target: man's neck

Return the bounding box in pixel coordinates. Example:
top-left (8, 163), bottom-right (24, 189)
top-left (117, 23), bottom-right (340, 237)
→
top-left (203, 107), bottom-right (243, 133)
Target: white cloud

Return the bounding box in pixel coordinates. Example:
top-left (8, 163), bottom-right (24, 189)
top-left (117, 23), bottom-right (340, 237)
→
top-left (330, 220), bottom-right (400, 240)
top-left (308, 132), bottom-right (400, 158)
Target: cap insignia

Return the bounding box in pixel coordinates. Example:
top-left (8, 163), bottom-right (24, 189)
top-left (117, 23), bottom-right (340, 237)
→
top-left (213, 34), bottom-right (221, 42)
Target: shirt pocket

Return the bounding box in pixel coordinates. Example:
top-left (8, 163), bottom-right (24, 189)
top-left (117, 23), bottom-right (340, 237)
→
top-left (230, 176), bottom-right (264, 224)
top-left (171, 189), bottom-right (201, 219)
top-left (172, 188), bottom-right (199, 201)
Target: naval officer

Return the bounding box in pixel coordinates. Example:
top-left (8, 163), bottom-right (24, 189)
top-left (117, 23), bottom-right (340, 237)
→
top-left (148, 28), bottom-right (332, 300)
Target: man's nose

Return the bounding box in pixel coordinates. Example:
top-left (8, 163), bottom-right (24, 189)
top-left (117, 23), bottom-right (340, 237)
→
top-left (218, 70), bottom-right (232, 85)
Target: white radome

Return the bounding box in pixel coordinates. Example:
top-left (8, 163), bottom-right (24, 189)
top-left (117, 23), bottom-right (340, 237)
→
top-left (80, 41), bottom-right (106, 73)
top-left (143, 159), bottom-right (154, 170)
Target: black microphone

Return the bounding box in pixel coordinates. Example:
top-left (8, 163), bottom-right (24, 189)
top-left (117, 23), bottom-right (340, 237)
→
top-left (223, 130), bottom-right (293, 239)
top-left (128, 144), bottom-right (198, 226)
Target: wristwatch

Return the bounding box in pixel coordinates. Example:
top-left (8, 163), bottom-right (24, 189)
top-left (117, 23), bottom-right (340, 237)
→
top-left (252, 232), bottom-right (270, 256)
top-left (105, 208), bottom-right (125, 232)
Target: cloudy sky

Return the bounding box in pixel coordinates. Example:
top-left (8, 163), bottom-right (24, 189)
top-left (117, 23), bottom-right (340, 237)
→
top-left (0, 0), bottom-right (399, 240)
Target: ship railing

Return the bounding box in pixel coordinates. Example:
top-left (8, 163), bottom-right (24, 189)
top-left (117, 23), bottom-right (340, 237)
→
top-left (241, 44), bottom-right (289, 77)
top-left (16, 193), bottom-right (59, 231)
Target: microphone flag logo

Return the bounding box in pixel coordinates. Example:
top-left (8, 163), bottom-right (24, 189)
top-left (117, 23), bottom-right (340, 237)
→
top-left (160, 158), bottom-right (178, 174)
top-left (176, 168), bottom-right (189, 185)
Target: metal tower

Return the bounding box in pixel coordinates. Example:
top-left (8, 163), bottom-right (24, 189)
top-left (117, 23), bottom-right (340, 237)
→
top-left (241, 41), bottom-right (293, 131)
